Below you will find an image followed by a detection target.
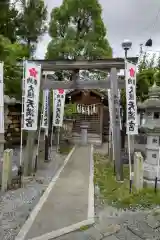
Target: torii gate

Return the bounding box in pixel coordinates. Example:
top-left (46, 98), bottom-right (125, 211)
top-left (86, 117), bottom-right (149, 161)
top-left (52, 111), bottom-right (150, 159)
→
top-left (30, 57), bottom-right (138, 181)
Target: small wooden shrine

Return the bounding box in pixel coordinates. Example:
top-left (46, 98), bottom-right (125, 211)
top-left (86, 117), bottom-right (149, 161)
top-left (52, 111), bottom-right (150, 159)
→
top-left (64, 89), bottom-right (109, 145)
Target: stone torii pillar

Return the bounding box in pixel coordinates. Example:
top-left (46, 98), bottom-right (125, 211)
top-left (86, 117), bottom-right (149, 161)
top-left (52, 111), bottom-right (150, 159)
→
top-left (110, 68), bottom-right (123, 181)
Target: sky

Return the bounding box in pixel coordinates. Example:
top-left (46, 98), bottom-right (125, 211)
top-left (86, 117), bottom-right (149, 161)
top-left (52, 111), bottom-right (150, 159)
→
top-left (36, 0), bottom-right (160, 59)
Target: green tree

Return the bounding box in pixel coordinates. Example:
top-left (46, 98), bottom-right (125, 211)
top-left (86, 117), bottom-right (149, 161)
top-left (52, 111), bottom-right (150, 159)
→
top-left (46, 0), bottom-right (112, 80)
top-left (17, 0), bottom-right (47, 56)
top-left (136, 52), bottom-right (158, 101)
top-left (0, 34), bottom-right (29, 99)
top-left (0, 0), bottom-right (19, 43)
top-left (0, 0), bottom-right (48, 98)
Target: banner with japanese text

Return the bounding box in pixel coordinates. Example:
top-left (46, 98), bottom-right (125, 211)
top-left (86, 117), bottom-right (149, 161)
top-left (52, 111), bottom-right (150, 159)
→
top-left (0, 62), bottom-right (4, 133)
top-left (125, 61), bottom-right (138, 135)
top-left (23, 62), bottom-right (41, 130)
top-left (41, 90), bottom-right (49, 129)
top-left (118, 89), bottom-right (122, 130)
top-left (107, 89), bottom-right (113, 128)
top-left (108, 89), bottom-right (121, 130)
top-left (53, 89), bottom-right (65, 127)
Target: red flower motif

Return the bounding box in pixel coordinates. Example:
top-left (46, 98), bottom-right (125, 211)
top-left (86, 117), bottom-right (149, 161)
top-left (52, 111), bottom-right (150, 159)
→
top-left (58, 89), bottom-right (64, 94)
top-left (29, 68), bottom-right (38, 78)
top-left (129, 68), bottom-right (135, 77)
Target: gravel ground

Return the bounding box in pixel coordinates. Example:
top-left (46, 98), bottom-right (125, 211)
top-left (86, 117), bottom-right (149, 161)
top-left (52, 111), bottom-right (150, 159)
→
top-left (0, 147), bottom-right (66, 240)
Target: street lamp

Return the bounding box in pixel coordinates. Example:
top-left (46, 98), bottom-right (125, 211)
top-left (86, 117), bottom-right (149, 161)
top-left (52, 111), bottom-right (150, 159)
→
top-left (122, 39), bottom-right (132, 58)
top-left (121, 39), bottom-right (132, 150)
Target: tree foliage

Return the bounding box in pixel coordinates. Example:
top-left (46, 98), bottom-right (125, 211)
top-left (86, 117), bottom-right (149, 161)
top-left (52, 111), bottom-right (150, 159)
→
top-left (46, 0), bottom-right (112, 80)
top-left (17, 0), bottom-right (47, 53)
top-left (136, 52), bottom-right (160, 101)
top-left (0, 0), bottom-right (19, 43)
top-left (0, 0), bottom-right (47, 99)
top-left (0, 34), bottom-right (29, 99)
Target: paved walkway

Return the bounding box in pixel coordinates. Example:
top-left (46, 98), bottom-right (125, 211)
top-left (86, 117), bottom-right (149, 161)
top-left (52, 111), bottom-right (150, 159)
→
top-left (51, 207), bottom-right (160, 240)
top-left (16, 145), bottom-right (93, 240)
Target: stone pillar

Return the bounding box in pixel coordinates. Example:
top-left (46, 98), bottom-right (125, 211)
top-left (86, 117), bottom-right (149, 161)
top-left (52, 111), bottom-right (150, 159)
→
top-left (80, 124), bottom-right (89, 145)
top-left (134, 152), bottom-right (144, 190)
top-left (1, 149), bottom-right (13, 191)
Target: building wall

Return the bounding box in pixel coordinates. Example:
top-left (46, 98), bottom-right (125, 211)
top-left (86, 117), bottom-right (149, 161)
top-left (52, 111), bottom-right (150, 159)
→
top-left (5, 103), bottom-right (22, 146)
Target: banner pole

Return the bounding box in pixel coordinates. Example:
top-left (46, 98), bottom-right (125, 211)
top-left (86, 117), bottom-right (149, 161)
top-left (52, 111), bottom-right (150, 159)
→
top-left (155, 146), bottom-right (160, 193)
top-left (19, 59), bottom-right (25, 186)
top-left (50, 90), bottom-right (54, 152)
top-left (34, 99), bottom-right (44, 173)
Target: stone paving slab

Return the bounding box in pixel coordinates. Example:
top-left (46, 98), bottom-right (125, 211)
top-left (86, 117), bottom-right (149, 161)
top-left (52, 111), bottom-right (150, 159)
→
top-left (115, 226), bottom-right (142, 240)
top-left (146, 213), bottom-right (160, 229)
top-left (21, 146), bottom-right (91, 240)
top-left (103, 236), bottom-right (119, 240)
top-left (53, 231), bottom-right (85, 240)
top-left (127, 221), bottom-right (160, 239)
top-left (83, 227), bottom-right (103, 240)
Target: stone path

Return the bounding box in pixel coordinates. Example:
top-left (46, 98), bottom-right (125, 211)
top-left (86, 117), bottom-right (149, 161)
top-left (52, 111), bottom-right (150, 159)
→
top-left (16, 145), bottom-right (92, 240)
top-left (52, 208), bottom-right (160, 240)
top-left (13, 144), bottom-right (160, 240)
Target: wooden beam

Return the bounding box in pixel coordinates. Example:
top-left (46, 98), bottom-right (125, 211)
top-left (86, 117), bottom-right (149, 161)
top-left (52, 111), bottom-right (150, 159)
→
top-left (41, 78), bottom-right (125, 90)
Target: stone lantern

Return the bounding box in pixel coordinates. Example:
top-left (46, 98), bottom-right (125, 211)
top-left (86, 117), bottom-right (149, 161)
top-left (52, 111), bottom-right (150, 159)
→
top-left (140, 81), bottom-right (160, 185)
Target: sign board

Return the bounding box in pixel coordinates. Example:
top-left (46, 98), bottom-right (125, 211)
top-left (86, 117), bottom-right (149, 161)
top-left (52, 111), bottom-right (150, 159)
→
top-left (64, 103), bottom-right (77, 116)
top-left (53, 89), bottom-right (66, 127)
top-left (41, 90), bottom-right (49, 129)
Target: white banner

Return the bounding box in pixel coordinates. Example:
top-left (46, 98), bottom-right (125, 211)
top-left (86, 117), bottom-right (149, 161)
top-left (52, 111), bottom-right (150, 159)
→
top-left (0, 62), bottom-right (4, 133)
top-left (41, 90), bottom-right (49, 129)
top-left (125, 61), bottom-right (138, 135)
top-left (53, 89), bottom-right (65, 127)
top-left (23, 62), bottom-right (41, 130)
top-left (108, 89), bottom-right (121, 130)
top-left (118, 89), bottom-right (122, 130)
top-left (107, 89), bottom-right (113, 128)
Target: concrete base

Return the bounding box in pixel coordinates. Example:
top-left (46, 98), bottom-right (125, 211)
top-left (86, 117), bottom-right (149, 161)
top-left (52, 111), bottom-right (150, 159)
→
top-left (144, 179), bottom-right (160, 188)
top-left (71, 133), bottom-right (102, 146)
top-left (143, 162), bottom-right (160, 180)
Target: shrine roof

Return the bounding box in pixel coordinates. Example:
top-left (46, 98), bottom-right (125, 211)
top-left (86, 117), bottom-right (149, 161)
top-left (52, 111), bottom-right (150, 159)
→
top-left (139, 98), bottom-right (160, 109)
top-left (66, 89), bottom-right (107, 98)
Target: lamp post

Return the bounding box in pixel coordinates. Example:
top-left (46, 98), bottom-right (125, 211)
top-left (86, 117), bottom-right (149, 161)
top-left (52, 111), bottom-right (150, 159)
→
top-left (122, 39), bottom-right (134, 192)
top-left (122, 39), bottom-right (132, 58)
top-left (121, 40), bottom-right (132, 150)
